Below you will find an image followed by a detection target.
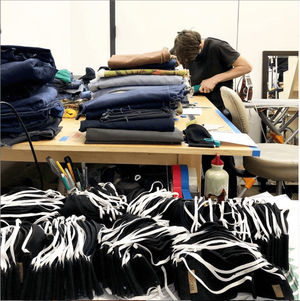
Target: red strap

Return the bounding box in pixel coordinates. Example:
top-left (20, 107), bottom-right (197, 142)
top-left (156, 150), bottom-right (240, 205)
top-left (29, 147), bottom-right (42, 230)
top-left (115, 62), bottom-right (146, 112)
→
top-left (172, 165), bottom-right (182, 198)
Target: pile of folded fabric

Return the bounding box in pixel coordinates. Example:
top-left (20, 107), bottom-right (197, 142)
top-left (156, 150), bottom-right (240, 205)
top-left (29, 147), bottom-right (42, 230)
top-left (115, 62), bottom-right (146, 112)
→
top-left (52, 68), bottom-right (94, 118)
top-left (1, 45), bottom-right (64, 147)
top-left (76, 48), bottom-right (191, 144)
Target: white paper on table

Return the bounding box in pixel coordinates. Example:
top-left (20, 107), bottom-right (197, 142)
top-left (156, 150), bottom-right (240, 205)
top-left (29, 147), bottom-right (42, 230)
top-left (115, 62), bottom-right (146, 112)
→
top-left (182, 107), bottom-right (203, 115)
top-left (210, 131), bottom-right (258, 147)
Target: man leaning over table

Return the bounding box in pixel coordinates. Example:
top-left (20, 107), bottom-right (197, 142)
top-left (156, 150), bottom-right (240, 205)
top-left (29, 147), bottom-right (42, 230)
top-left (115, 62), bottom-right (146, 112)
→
top-left (170, 29), bottom-right (252, 198)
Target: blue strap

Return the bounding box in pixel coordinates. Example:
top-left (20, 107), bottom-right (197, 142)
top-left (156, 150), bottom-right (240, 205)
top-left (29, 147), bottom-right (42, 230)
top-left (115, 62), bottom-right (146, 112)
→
top-left (180, 165), bottom-right (193, 199)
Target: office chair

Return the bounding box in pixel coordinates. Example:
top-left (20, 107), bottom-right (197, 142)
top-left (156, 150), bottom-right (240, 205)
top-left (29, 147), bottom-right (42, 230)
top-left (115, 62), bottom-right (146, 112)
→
top-left (220, 86), bottom-right (298, 196)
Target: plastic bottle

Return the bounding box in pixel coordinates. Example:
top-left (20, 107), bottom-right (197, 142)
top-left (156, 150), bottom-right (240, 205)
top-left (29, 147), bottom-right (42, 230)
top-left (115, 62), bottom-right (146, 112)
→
top-left (204, 153), bottom-right (229, 203)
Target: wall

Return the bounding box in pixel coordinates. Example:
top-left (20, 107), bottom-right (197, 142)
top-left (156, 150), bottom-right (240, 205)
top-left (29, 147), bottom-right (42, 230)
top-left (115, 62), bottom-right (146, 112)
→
top-left (1, 0), bottom-right (299, 141)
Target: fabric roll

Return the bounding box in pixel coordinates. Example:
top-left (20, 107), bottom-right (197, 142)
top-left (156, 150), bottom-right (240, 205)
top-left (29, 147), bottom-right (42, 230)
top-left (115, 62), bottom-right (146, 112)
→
top-left (97, 68), bottom-right (189, 78)
top-left (107, 48), bottom-right (171, 69)
top-left (89, 74), bottom-right (185, 92)
top-left (129, 57), bottom-right (177, 70)
top-left (85, 127), bottom-right (184, 144)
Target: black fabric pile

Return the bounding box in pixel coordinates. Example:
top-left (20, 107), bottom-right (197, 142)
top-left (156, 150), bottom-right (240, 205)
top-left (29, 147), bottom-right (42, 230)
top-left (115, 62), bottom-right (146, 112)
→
top-left (171, 222), bottom-right (294, 301)
top-left (1, 45), bottom-right (64, 147)
top-left (0, 184), bottom-right (295, 300)
top-left (95, 213), bottom-right (187, 298)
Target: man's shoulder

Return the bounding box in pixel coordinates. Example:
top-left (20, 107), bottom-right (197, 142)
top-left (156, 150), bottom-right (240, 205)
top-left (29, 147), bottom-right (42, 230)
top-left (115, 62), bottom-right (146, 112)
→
top-left (206, 37), bottom-right (229, 46)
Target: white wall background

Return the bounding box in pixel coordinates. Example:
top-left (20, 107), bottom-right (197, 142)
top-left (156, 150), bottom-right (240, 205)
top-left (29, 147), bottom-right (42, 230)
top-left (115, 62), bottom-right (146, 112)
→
top-left (1, 0), bottom-right (299, 141)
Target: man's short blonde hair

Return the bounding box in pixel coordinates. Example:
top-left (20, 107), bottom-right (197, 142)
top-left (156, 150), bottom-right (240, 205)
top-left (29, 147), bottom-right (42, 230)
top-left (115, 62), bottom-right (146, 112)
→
top-left (173, 30), bottom-right (201, 68)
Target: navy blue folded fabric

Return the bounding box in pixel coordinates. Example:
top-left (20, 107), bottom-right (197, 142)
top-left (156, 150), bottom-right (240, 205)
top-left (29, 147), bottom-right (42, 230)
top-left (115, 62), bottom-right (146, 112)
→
top-left (77, 84), bottom-right (188, 119)
top-left (1, 58), bottom-right (57, 102)
top-left (80, 116), bottom-right (175, 132)
top-left (1, 85), bottom-right (59, 114)
top-left (1, 45), bottom-right (56, 66)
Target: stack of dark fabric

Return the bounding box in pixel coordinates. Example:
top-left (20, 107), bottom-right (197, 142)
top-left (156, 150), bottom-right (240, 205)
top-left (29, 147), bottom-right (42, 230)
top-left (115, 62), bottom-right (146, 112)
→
top-left (1, 45), bottom-right (64, 147)
top-left (76, 49), bottom-right (191, 144)
top-left (0, 184), bottom-right (296, 300)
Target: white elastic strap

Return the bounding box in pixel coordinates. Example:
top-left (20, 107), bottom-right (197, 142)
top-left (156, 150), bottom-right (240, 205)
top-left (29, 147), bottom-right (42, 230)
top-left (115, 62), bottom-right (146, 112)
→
top-left (21, 226), bottom-right (33, 254)
top-left (280, 210), bottom-right (288, 235)
top-left (161, 265), bottom-right (179, 300)
top-left (1, 227), bottom-right (10, 271)
top-left (184, 251), bottom-right (270, 281)
top-left (181, 256), bottom-right (252, 295)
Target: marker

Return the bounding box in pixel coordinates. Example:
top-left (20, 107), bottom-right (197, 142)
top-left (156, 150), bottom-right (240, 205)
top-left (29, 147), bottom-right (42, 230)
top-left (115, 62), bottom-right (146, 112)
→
top-left (85, 166), bottom-right (88, 189)
top-left (61, 173), bottom-right (70, 191)
top-left (81, 162), bottom-right (86, 189)
top-left (77, 168), bottom-right (84, 191)
top-left (64, 168), bottom-right (75, 189)
top-left (56, 161), bottom-right (67, 177)
top-left (46, 156), bottom-right (62, 178)
top-left (64, 156), bottom-right (76, 182)
top-left (73, 167), bottom-right (82, 190)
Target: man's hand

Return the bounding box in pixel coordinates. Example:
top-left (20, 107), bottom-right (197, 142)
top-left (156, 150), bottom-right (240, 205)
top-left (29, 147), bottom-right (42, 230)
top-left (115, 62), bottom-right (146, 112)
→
top-left (199, 78), bottom-right (217, 93)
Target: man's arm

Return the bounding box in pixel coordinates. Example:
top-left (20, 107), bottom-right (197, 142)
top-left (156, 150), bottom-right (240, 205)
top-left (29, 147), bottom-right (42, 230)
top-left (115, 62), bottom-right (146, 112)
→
top-left (199, 55), bottom-right (252, 93)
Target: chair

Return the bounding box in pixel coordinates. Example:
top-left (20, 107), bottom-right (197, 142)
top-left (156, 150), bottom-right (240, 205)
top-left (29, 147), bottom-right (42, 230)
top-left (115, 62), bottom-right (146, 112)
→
top-left (220, 86), bottom-right (298, 195)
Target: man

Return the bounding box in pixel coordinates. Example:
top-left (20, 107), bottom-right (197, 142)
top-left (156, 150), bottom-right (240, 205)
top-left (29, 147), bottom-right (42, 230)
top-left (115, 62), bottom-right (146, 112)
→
top-left (171, 29), bottom-right (252, 112)
top-left (171, 29), bottom-right (252, 198)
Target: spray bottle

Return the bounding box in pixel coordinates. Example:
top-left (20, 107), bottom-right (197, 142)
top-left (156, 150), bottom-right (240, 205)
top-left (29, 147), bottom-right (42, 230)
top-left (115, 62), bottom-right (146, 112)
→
top-left (204, 153), bottom-right (229, 203)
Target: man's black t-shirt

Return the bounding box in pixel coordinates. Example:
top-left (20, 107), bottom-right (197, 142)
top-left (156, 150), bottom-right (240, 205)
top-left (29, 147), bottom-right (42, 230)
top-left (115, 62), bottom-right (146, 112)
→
top-left (188, 37), bottom-right (240, 110)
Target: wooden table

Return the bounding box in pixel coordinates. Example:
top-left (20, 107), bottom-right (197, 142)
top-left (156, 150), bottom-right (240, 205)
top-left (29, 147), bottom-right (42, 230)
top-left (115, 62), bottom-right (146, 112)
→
top-left (1, 96), bottom-right (260, 190)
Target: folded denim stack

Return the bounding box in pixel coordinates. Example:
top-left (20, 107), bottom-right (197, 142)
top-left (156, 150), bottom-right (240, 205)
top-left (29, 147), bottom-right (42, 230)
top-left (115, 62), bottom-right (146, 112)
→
top-left (77, 49), bottom-right (191, 144)
top-left (1, 45), bottom-right (64, 147)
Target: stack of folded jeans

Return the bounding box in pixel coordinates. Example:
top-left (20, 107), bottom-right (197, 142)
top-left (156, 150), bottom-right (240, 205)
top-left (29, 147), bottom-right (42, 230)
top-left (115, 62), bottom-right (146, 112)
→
top-left (1, 45), bottom-right (64, 147)
top-left (77, 49), bottom-right (191, 144)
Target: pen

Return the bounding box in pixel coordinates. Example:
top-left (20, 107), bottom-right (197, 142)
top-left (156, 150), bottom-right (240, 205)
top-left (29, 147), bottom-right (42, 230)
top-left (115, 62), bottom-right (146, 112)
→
top-left (81, 162), bottom-right (86, 189)
top-left (46, 156), bottom-right (62, 178)
top-left (64, 168), bottom-right (75, 189)
top-left (64, 156), bottom-right (76, 182)
top-left (77, 168), bottom-right (84, 191)
top-left (85, 166), bottom-right (88, 189)
top-left (56, 161), bottom-right (67, 177)
top-left (61, 173), bottom-right (70, 191)
top-left (73, 166), bottom-right (82, 190)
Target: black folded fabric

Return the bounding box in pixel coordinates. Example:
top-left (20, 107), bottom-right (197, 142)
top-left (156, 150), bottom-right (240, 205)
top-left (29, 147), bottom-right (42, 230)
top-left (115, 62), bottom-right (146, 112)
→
top-left (183, 123), bottom-right (215, 147)
top-left (85, 127), bottom-right (184, 144)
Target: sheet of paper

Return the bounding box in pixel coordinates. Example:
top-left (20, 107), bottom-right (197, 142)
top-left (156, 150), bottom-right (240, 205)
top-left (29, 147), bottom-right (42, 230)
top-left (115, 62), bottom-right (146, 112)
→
top-left (210, 131), bottom-right (258, 147)
top-left (182, 107), bottom-right (202, 115)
